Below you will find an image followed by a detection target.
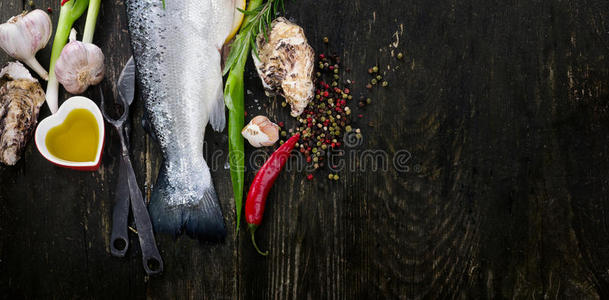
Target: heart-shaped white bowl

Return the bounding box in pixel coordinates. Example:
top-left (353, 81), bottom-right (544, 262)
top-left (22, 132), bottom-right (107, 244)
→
top-left (35, 96), bottom-right (105, 171)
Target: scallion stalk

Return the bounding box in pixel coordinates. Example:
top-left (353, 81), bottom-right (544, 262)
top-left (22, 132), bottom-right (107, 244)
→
top-left (82, 0), bottom-right (101, 44)
top-left (224, 0), bottom-right (264, 233)
top-left (45, 0), bottom-right (89, 113)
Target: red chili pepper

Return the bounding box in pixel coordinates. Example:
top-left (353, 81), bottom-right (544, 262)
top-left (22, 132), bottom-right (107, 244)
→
top-left (245, 133), bottom-right (300, 255)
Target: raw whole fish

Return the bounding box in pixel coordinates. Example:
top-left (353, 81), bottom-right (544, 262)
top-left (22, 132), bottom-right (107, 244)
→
top-left (125, 0), bottom-right (237, 240)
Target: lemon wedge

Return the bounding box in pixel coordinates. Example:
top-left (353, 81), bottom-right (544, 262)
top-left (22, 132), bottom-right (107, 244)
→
top-left (226, 0), bottom-right (246, 44)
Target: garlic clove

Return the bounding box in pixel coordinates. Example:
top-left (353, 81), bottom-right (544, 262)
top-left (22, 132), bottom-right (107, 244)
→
top-left (0, 10), bottom-right (52, 80)
top-left (241, 115), bottom-right (280, 148)
top-left (54, 39), bottom-right (105, 95)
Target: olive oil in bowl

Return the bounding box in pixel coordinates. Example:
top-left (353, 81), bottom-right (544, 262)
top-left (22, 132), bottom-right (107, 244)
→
top-left (45, 108), bottom-right (100, 162)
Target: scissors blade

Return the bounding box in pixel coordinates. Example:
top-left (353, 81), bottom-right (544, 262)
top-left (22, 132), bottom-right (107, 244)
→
top-left (117, 56), bottom-right (136, 106)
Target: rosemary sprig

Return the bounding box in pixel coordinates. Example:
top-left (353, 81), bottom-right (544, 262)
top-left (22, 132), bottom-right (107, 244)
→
top-left (223, 0), bottom-right (284, 75)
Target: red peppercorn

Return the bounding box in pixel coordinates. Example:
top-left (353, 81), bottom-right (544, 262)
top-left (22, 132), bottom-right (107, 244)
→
top-left (344, 88), bottom-right (350, 94)
top-left (358, 114), bottom-right (363, 118)
top-left (244, 111), bottom-right (248, 116)
top-left (47, 7), bottom-right (53, 13)
top-left (329, 66), bottom-right (334, 71)
top-left (307, 174), bottom-right (314, 180)
top-left (279, 121), bottom-right (284, 127)
top-left (323, 91), bottom-right (329, 97)
top-left (319, 54), bottom-right (325, 59)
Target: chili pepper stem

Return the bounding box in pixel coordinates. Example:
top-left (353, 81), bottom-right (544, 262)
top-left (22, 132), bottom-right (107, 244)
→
top-left (249, 224), bottom-right (269, 256)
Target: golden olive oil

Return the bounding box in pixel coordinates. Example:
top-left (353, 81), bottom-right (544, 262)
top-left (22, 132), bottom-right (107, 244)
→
top-left (46, 109), bottom-right (99, 162)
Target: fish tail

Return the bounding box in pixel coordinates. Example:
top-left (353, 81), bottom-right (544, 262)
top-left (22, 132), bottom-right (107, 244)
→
top-left (149, 161), bottom-right (226, 241)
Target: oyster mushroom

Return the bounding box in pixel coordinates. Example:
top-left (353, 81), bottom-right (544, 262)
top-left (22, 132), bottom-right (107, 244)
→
top-left (253, 17), bottom-right (315, 117)
top-left (0, 61), bottom-right (45, 165)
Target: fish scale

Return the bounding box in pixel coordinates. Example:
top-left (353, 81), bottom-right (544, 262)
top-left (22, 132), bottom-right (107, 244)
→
top-left (125, 0), bottom-right (236, 240)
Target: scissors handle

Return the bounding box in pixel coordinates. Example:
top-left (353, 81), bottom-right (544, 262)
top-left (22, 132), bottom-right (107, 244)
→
top-left (110, 158), bottom-right (130, 257)
top-left (123, 154), bottom-right (164, 275)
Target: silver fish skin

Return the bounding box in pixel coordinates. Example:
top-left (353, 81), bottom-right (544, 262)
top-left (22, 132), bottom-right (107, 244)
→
top-left (125, 0), bottom-right (235, 241)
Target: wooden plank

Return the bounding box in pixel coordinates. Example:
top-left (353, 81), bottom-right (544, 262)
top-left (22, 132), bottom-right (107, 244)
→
top-left (0, 0), bottom-right (608, 298)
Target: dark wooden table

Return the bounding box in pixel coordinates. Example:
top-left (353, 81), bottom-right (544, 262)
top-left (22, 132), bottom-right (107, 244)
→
top-left (1, 0), bottom-right (609, 298)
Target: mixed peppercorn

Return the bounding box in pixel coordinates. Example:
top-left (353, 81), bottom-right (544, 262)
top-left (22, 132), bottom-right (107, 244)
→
top-left (276, 37), bottom-right (396, 181)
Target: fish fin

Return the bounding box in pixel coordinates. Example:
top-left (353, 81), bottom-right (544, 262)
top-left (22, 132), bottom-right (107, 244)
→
top-left (149, 162), bottom-right (227, 241)
top-left (208, 74), bottom-right (226, 132)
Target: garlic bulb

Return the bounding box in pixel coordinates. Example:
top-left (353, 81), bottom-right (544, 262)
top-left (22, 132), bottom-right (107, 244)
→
top-left (54, 30), bottom-right (105, 94)
top-left (241, 116), bottom-right (280, 147)
top-left (0, 10), bottom-right (52, 80)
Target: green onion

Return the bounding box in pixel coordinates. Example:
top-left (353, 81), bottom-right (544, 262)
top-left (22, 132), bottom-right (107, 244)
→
top-left (82, 0), bottom-right (101, 44)
top-left (45, 0), bottom-right (89, 113)
top-left (224, 0), bottom-right (283, 233)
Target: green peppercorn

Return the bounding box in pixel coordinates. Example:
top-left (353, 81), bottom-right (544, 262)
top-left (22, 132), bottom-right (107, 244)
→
top-left (333, 74), bottom-right (339, 80)
top-left (333, 174), bottom-right (340, 180)
top-left (322, 144), bottom-right (327, 150)
top-left (281, 131), bottom-right (287, 137)
top-left (332, 82), bottom-right (338, 87)
top-left (313, 157), bottom-right (319, 163)
top-left (382, 81), bottom-right (388, 87)
top-left (319, 63), bottom-right (324, 69)
top-left (323, 37), bottom-right (329, 43)
top-left (281, 101), bottom-right (287, 107)
top-left (372, 66), bottom-right (379, 73)
top-left (316, 72), bottom-right (321, 77)
top-left (316, 94), bottom-right (321, 99)
top-left (28, 0), bottom-right (34, 6)
top-left (376, 75), bottom-right (382, 81)
top-left (328, 174), bottom-right (333, 180)
top-left (366, 98), bottom-right (372, 104)
top-left (280, 140), bottom-right (285, 144)
top-left (312, 148), bottom-right (318, 153)
top-left (397, 52), bottom-right (404, 59)
top-left (346, 125), bottom-right (352, 132)
top-left (371, 79), bottom-right (377, 85)
top-left (348, 95), bottom-right (353, 100)
top-left (334, 69), bottom-right (339, 74)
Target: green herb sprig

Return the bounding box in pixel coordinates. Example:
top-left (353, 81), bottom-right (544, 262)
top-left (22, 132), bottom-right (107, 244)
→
top-left (223, 0), bottom-right (284, 76)
top-left (223, 0), bottom-right (284, 233)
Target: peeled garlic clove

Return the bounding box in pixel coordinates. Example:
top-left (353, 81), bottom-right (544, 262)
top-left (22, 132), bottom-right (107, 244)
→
top-left (54, 37), bottom-right (105, 95)
top-left (242, 116), bottom-right (280, 148)
top-left (0, 10), bottom-right (52, 80)
top-left (253, 17), bottom-right (315, 117)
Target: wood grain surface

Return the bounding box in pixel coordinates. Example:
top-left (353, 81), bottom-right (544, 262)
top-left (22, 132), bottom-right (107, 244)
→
top-left (1, 0), bottom-right (609, 299)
